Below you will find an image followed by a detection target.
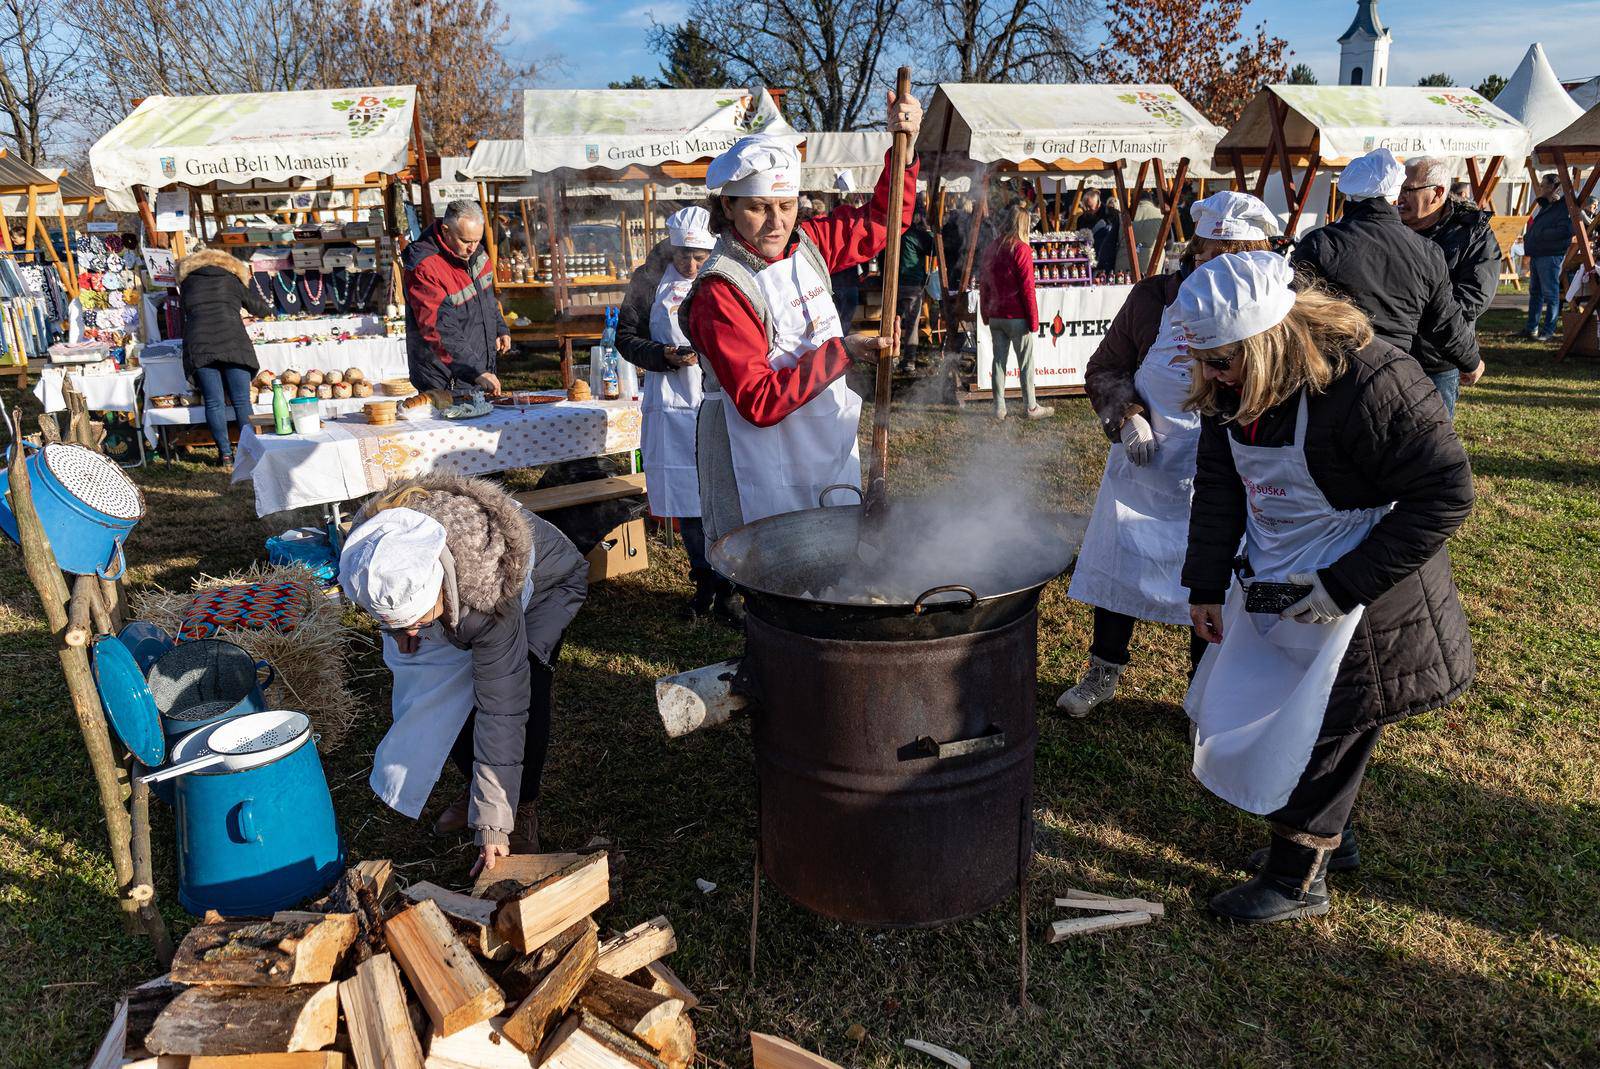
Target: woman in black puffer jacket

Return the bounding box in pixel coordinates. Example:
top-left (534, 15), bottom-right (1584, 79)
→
top-left (176, 248), bottom-right (274, 467)
top-left (1177, 251), bottom-right (1474, 925)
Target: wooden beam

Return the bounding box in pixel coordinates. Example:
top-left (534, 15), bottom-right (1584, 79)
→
top-left (1144, 158), bottom-right (1189, 277)
top-left (1551, 149), bottom-right (1599, 361)
top-left (492, 852), bottom-right (610, 954)
top-left (958, 172), bottom-right (990, 295)
top-left (750, 1032), bottom-right (844, 1069)
top-left (385, 899), bottom-right (506, 1038)
top-left (1047, 911), bottom-right (1153, 942)
top-left (144, 983), bottom-right (340, 1056)
top-left (1283, 154), bottom-right (1322, 242)
top-left (191, 1053), bottom-right (347, 1068)
top-left (596, 917), bottom-right (676, 979)
top-left (1266, 94), bottom-right (1297, 209)
top-left (170, 914), bottom-right (358, 986)
top-left (1111, 162), bottom-right (1142, 282)
top-left (340, 952), bottom-right (425, 1069)
top-left (502, 917), bottom-right (597, 1052)
top-left (501, 918), bottom-right (598, 1003)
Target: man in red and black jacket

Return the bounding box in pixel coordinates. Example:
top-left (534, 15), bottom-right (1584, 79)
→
top-left (403, 200), bottom-right (509, 393)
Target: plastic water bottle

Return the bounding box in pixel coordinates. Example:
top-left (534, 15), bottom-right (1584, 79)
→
top-left (600, 309), bottom-right (621, 399)
top-left (272, 381), bottom-right (292, 435)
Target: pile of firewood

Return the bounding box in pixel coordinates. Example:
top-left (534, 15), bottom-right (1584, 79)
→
top-left (103, 854), bottom-right (700, 1069)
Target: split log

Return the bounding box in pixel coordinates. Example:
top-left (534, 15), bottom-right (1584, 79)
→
top-left (750, 1032), bottom-right (845, 1069)
top-left (120, 1059), bottom-right (188, 1069)
top-left (578, 971), bottom-right (683, 1052)
top-left (541, 1011), bottom-right (668, 1069)
top-left (652, 1012), bottom-right (696, 1069)
top-left (596, 917), bottom-right (675, 979)
top-left (144, 983), bottom-right (339, 1056)
top-left (385, 898), bottom-right (505, 1037)
top-left (170, 914), bottom-right (358, 986)
top-left (1054, 896), bottom-right (1165, 916)
top-left (500, 918), bottom-right (597, 1003)
top-left (627, 961), bottom-right (697, 1012)
top-left (402, 881), bottom-right (514, 961)
top-left (191, 1055), bottom-right (347, 1068)
top-left (654, 658), bottom-right (748, 737)
top-left (124, 976), bottom-right (181, 1057)
top-left (86, 997), bottom-right (127, 1069)
top-left (423, 1017), bottom-right (536, 1069)
top-left (340, 952), bottom-right (425, 1069)
top-left (501, 918), bottom-right (597, 1052)
top-left (473, 852), bottom-right (584, 899)
top-left (1047, 911), bottom-right (1153, 942)
top-left (492, 852), bottom-right (609, 954)
top-left (315, 860), bottom-right (395, 961)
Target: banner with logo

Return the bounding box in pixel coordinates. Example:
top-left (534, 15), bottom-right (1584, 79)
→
top-left (974, 284), bottom-right (1133, 392)
top-left (89, 86), bottom-right (418, 195)
top-left (521, 89), bottom-right (798, 174)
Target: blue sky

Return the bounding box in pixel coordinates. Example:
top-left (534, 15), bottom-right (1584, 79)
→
top-left (500, 0), bottom-right (1600, 94)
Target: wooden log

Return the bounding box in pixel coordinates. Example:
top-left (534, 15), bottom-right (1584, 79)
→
top-left (191, 1055), bottom-right (346, 1068)
top-left (473, 852), bottom-right (584, 899)
top-left (144, 983), bottom-right (340, 1056)
top-left (66, 575), bottom-right (94, 647)
top-left (1047, 911), bottom-right (1153, 942)
top-left (491, 852), bottom-right (609, 954)
top-left (627, 960), bottom-right (697, 1012)
top-left (423, 1018), bottom-right (535, 1069)
top-left (1054, 896), bottom-right (1165, 916)
top-left (83, 573), bottom-right (113, 648)
top-left (539, 1011), bottom-right (668, 1069)
top-left (128, 767), bottom-right (172, 966)
top-left (385, 899), bottom-right (506, 1038)
top-left (655, 658), bottom-right (748, 737)
top-left (652, 1012), bottom-right (695, 1069)
top-left (578, 971), bottom-right (682, 1052)
top-left (750, 1032), bottom-right (845, 1069)
top-left (170, 914), bottom-right (358, 986)
top-left (402, 881), bottom-right (514, 961)
top-left (596, 917), bottom-right (675, 979)
top-left (315, 860), bottom-right (394, 961)
top-left (339, 952), bottom-right (425, 1069)
top-left (121, 1059), bottom-right (189, 1069)
top-left (501, 918), bottom-right (597, 1052)
top-left (500, 917), bottom-right (597, 1003)
top-left (124, 976), bottom-right (181, 1057)
top-left (86, 996), bottom-right (128, 1069)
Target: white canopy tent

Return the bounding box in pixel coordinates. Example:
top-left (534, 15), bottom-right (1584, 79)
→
top-left (1571, 77), bottom-right (1600, 112)
top-left (1497, 44), bottom-right (1585, 144)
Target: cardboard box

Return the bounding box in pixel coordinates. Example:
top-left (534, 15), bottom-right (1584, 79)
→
top-left (586, 518), bottom-right (648, 582)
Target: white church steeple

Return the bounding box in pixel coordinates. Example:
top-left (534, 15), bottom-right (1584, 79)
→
top-left (1338, 1), bottom-right (1392, 86)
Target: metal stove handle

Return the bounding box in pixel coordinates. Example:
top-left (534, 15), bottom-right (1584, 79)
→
top-left (818, 483), bottom-right (864, 508)
top-left (915, 725), bottom-right (1005, 761)
top-left (912, 585), bottom-right (978, 615)
top-left (255, 660), bottom-right (277, 690)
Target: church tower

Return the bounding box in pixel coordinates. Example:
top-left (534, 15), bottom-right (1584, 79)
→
top-left (1338, 1), bottom-right (1392, 86)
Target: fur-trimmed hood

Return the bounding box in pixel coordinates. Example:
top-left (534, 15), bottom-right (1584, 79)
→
top-left (353, 473), bottom-right (532, 616)
top-left (177, 247), bottom-right (250, 286)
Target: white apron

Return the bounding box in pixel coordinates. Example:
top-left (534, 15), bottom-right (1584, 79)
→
top-left (370, 570), bottom-right (537, 819)
top-left (1184, 393), bottom-right (1392, 814)
top-left (643, 265), bottom-right (703, 517)
top-left (1068, 304), bottom-right (1200, 626)
top-left (721, 249), bottom-right (862, 523)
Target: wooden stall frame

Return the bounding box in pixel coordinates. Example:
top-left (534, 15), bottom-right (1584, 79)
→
top-left (1545, 150), bottom-right (1599, 360)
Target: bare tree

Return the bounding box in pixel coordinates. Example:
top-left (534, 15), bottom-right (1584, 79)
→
top-left (919, 0), bottom-right (1091, 85)
top-left (0, 0), bottom-right (87, 163)
top-left (683, 0), bottom-right (907, 130)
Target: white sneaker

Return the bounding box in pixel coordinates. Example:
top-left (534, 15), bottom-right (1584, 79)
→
top-left (1056, 655), bottom-right (1125, 717)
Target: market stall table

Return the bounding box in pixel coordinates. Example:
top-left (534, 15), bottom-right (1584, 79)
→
top-left (33, 365), bottom-right (142, 413)
top-left (233, 397), bottom-right (643, 516)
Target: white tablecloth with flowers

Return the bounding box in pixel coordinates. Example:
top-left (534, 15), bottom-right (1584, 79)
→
top-left (232, 399), bottom-right (643, 516)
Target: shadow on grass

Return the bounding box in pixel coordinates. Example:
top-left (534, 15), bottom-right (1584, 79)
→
top-left (1468, 452), bottom-right (1600, 486)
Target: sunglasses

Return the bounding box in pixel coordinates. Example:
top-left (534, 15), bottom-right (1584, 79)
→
top-left (1191, 353), bottom-right (1235, 372)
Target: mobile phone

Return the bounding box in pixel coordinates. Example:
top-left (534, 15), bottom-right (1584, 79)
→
top-left (1245, 580), bottom-right (1312, 615)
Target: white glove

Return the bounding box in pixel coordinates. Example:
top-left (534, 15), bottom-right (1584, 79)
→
top-left (1120, 413), bottom-right (1156, 466)
top-left (1283, 571), bottom-right (1345, 624)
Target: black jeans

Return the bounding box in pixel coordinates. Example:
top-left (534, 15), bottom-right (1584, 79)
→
top-left (449, 642), bottom-right (562, 804)
top-left (679, 515), bottom-right (709, 574)
top-left (1090, 606), bottom-right (1210, 673)
top-left (1269, 726), bottom-right (1383, 839)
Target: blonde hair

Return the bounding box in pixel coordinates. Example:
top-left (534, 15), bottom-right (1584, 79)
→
top-left (1186, 283), bottom-right (1373, 425)
top-left (360, 483), bottom-right (432, 520)
top-left (1001, 204), bottom-right (1031, 247)
top-left (1181, 235), bottom-right (1272, 269)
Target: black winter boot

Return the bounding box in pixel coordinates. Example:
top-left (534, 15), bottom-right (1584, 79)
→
top-left (680, 568), bottom-right (718, 619)
top-left (711, 578), bottom-right (746, 629)
top-left (1210, 834), bottom-right (1331, 924)
top-left (1248, 820), bottom-right (1360, 873)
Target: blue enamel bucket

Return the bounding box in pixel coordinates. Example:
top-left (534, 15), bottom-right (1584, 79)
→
top-left (0, 442), bottom-right (143, 578)
top-left (146, 638), bottom-right (276, 740)
top-left (168, 713), bottom-right (343, 916)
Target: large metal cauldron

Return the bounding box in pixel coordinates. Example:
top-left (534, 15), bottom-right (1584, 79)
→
top-left (711, 497), bottom-right (1085, 927)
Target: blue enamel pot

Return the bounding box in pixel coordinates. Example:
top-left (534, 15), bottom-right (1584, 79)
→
top-left (146, 638), bottom-right (276, 740)
top-left (0, 442), bottom-right (143, 578)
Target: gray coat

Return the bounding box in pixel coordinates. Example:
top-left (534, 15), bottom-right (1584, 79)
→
top-left (356, 474), bottom-right (588, 842)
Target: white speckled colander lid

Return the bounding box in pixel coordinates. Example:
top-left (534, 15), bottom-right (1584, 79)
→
top-left (42, 444), bottom-right (144, 520)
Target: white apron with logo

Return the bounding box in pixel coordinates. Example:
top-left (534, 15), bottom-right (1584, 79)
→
top-left (370, 568), bottom-right (536, 819)
top-left (642, 264), bottom-right (703, 517)
top-left (1068, 304), bottom-right (1200, 625)
top-left (721, 247), bottom-right (862, 523)
top-left (1184, 393), bottom-right (1392, 814)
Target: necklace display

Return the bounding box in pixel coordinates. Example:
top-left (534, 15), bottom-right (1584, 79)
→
top-left (250, 271), bottom-right (275, 308)
top-left (327, 269), bottom-right (353, 313)
top-left (273, 270), bottom-right (301, 313)
top-left (352, 270), bottom-right (379, 311)
top-left (298, 270), bottom-right (326, 314)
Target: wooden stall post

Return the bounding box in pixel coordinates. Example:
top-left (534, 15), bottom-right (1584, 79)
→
top-left (865, 66), bottom-right (913, 515)
top-left (57, 203), bottom-right (77, 294)
top-left (1111, 161), bottom-right (1142, 282)
top-left (1068, 178), bottom-right (1085, 226)
top-left (1551, 150), bottom-right (1599, 361)
top-left (411, 100), bottom-right (434, 227)
top-left (478, 181), bottom-right (498, 276)
top-left (1145, 159), bottom-right (1189, 277)
top-left (546, 177), bottom-right (568, 317)
top-left (958, 172), bottom-right (990, 295)
top-left (927, 104), bottom-right (955, 296)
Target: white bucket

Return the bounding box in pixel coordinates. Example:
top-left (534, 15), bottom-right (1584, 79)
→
top-left (290, 399), bottom-right (322, 435)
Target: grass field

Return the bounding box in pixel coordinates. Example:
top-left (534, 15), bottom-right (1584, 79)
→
top-left (2, 308), bottom-right (1597, 1067)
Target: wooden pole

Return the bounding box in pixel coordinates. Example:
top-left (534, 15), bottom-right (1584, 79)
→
top-left (865, 66), bottom-right (913, 515)
top-left (1145, 159), bottom-right (1189, 277)
top-left (1069, 178), bottom-right (1085, 227)
top-left (958, 172), bottom-right (989, 295)
top-left (1479, 156), bottom-right (1505, 208)
top-left (57, 203), bottom-right (77, 296)
top-left (1551, 149), bottom-right (1598, 362)
top-left (1112, 162), bottom-right (1141, 282)
top-left (133, 185), bottom-right (166, 250)
top-left (1266, 96), bottom-right (1297, 209)
top-left (412, 100), bottom-right (434, 227)
top-left (1282, 154), bottom-right (1322, 240)
top-left (477, 182), bottom-right (498, 279)
top-left (129, 758), bottom-right (173, 965)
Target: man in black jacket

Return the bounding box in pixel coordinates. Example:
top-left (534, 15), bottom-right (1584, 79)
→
top-left (1523, 173), bottom-right (1574, 341)
top-left (1399, 156), bottom-right (1498, 417)
top-left (1291, 148), bottom-right (1481, 387)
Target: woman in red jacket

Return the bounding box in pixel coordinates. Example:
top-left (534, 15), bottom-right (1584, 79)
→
top-left (681, 90), bottom-right (921, 564)
top-left (979, 204), bottom-right (1051, 421)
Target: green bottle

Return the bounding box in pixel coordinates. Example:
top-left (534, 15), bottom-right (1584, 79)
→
top-left (272, 381), bottom-right (292, 435)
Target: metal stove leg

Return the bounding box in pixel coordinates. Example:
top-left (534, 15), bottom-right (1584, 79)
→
top-left (749, 843), bottom-right (761, 981)
top-left (1018, 793), bottom-right (1032, 1009)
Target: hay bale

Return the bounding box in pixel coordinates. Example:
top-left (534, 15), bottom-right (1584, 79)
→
top-left (130, 563), bottom-right (365, 752)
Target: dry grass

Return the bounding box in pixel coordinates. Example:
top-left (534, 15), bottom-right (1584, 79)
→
top-left (1, 311), bottom-right (1597, 1067)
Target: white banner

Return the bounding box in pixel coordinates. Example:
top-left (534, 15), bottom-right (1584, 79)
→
top-left (975, 284), bottom-right (1132, 391)
top-left (520, 88), bottom-right (796, 173)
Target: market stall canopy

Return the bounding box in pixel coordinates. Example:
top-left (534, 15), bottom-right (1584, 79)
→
top-left (463, 139), bottom-right (527, 181)
top-left (1495, 44), bottom-right (1585, 145)
top-left (90, 85), bottom-right (419, 194)
top-left (802, 132), bottom-right (890, 191)
top-left (0, 152), bottom-right (58, 192)
top-left (1218, 85), bottom-right (1533, 168)
top-left (0, 165), bottom-right (95, 220)
top-left (1535, 103), bottom-right (1600, 165)
top-left (915, 83), bottom-right (1219, 170)
top-left (431, 155), bottom-right (476, 205)
top-left (1573, 77), bottom-right (1600, 112)
top-left (519, 88), bottom-right (796, 174)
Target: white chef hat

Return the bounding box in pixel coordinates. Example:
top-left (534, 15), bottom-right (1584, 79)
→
top-left (1190, 191), bottom-right (1278, 241)
top-left (1173, 250), bottom-right (1298, 349)
top-left (706, 134), bottom-right (801, 198)
top-left (1340, 147), bottom-right (1405, 201)
top-left (339, 507), bottom-right (447, 628)
top-left (665, 206), bottom-right (715, 250)
top-left (833, 169), bottom-right (856, 194)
